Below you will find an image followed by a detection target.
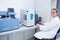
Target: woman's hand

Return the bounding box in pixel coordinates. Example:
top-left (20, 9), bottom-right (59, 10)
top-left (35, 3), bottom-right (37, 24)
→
top-left (39, 21), bottom-right (45, 25)
top-left (39, 21), bottom-right (45, 23)
top-left (36, 24), bottom-right (40, 27)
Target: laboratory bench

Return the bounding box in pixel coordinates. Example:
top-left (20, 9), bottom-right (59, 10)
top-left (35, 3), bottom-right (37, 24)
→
top-left (0, 26), bottom-right (37, 40)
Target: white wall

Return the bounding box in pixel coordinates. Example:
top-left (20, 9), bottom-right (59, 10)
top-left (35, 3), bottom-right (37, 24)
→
top-left (35, 0), bottom-right (51, 22)
top-left (51, 0), bottom-right (57, 9)
top-left (0, 0), bottom-right (34, 20)
top-left (0, 0), bottom-right (57, 22)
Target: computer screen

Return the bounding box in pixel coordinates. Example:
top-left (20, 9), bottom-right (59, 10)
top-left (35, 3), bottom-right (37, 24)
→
top-left (8, 8), bottom-right (14, 12)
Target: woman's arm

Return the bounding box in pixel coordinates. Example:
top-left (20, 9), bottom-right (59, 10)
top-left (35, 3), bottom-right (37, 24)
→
top-left (40, 20), bottom-right (60, 31)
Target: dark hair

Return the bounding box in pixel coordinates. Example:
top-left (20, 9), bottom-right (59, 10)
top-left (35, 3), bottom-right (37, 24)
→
top-left (52, 8), bottom-right (58, 13)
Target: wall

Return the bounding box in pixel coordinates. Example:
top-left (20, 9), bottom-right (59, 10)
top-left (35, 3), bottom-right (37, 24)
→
top-left (35, 0), bottom-right (51, 22)
top-left (51, 0), bottom-right (57, 9)
top-left (0, 0), bottom-right (34, 20)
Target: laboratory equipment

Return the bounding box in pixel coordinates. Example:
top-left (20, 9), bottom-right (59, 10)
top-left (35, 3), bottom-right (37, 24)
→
top-left (7, 8), bottom-right (15, 18)
top-left (0, 18), bottom-right (20, 32)
top-left (21, 9), bottom-right (35, 27)
top-left (35, 14), bottom-right (41, 25)
top-left (0, 11), bottom-right (7, 18)
top-left (0, 9), bottom-right (20, 32)
top-left (35, 14), bottom-right (39, 25)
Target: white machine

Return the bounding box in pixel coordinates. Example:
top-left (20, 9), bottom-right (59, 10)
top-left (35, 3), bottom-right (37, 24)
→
top-left (21, 9), bottom-right (35, 27)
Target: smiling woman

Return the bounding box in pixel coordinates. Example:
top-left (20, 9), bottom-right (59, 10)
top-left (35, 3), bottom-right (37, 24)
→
top-left (51, 8), bottom-right (58, 18)
top-left (34, 8), bottom-right (60, 40)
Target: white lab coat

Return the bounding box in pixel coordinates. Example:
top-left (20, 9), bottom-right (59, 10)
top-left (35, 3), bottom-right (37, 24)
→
top-left (34, 16), bottom-right (60, 39)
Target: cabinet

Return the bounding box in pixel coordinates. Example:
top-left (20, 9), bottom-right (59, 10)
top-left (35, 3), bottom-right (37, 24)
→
top-left (0, 26), bottom-right (36, 40)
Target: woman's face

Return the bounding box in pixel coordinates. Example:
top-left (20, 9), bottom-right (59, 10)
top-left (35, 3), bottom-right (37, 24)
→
top-left (51, 10), bottom-right (58, 18)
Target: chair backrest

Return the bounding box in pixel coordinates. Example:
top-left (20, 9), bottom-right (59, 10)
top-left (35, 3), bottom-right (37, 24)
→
top-left (57, 28), bottom-right (60, 33)
top-left (55, 28), bottom-right (60, 39)
top-left (54, 28), bottom-right (60, 39)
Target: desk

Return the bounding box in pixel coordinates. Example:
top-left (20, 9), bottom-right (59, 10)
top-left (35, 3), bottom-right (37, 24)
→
top-left (0, 26), bottom-right (37, 40)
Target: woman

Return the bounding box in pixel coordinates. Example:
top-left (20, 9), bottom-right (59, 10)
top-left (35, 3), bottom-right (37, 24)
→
top-left (34, 8), bottom-right (60, 40)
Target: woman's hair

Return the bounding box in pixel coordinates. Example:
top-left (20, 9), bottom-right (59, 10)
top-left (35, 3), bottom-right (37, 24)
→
top-left (52, 8), bottom-right (58, 13)
top-left (52, 8), bottom-right (59, 16)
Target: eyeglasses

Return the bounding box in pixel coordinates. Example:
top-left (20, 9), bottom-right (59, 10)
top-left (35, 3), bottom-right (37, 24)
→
top-left (51, 12), bottom-right (55, 13)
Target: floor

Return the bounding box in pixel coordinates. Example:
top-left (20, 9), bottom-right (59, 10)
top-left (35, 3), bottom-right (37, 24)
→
top-left (56, 37), bottom-right (60, 40)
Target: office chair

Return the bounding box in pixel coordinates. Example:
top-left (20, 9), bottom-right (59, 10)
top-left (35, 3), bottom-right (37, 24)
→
top-left (55, 28), bottom-right (60, 40)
